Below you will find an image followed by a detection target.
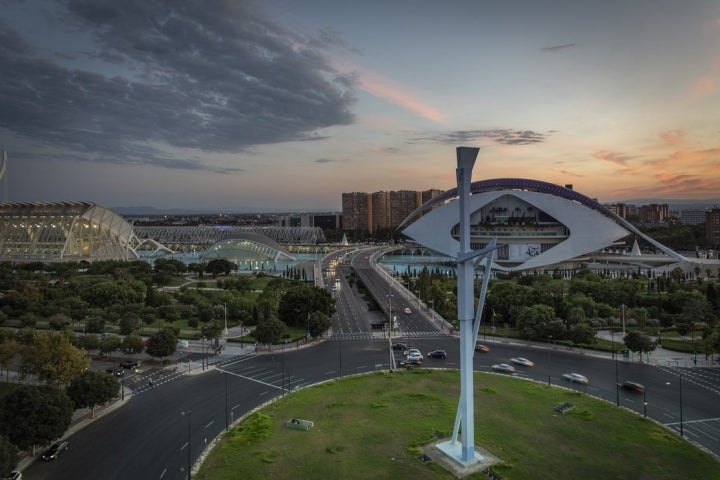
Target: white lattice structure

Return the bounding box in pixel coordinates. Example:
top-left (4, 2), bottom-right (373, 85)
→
top-left (133, 225), bottom-right (325, 251)
top-left (0, 201), bottom-right (171, 262)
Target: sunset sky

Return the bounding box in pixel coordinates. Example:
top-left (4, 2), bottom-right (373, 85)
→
top-left (1, 0), bottom-right (719, 212)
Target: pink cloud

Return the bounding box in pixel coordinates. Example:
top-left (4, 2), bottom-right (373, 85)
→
top-left (331, 59), bottom-right (447, 124)
top-left (659, 130), bottom-right (686, 145)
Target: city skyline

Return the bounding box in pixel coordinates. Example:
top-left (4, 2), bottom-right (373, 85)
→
top-left (1, 0), bottom-right (720, 212)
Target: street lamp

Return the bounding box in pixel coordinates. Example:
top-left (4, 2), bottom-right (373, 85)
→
top-left (428, 299), bottom-right (435, 325)
top-left (387, 293), bottom-right (393, 334)
top-left (223, 302), bottom-right (228, 337)
top-left (621, 304), bottom-right (626, 337)
top-left (666, 374), bottom-right (684, 437)
top-left (547, 335), bottom-right (553, 385)
top-left (614, 342), bottom-right (619, 407)
top-left (224, 371), bottom-right (228, 431)
top-left (643, 388), bottom-right (647, 418)
top-left (415, 290), bottom-right (421, 309)
top-left (181, 410), bottom-right (191, 480)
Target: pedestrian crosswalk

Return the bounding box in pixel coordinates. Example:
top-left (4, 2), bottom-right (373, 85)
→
top-left (330, 331), bottom-right (453, 341)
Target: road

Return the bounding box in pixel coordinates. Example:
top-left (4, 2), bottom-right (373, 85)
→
top-left (21, 247), bottom-right (720, 478)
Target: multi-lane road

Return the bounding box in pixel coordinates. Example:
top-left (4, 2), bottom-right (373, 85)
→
top-left (22, 248), bottom-right (720, 478)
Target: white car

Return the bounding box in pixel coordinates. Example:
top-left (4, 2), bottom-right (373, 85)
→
top-left (510, 357), bottom-right (534, 367)
top-left (406, 352), bottom-right (423, 362)
top-left (563, 373), bottom-right (589, 385)
top-left (491, 363), bottom-right (516, 374)
top-left (405, 348), bottom-right (421, 357)
top-left (404, 307), bottom-right (412, 314)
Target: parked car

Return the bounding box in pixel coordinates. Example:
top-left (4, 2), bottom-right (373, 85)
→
top-left (404, 307), bottom-right (412, 314)
top-left (42, 440), bottom-right (69, 460)
top-left (510, 357), bottom-right (534, 367)
top-left (491, 363), bottom-right (516, 374)
top-left (475, 344), bottom-right (490, 353)
top-left (563, 373), bottom-right (589, 385)
top-left (427, 350), bottom-right (447, 359)
top-left (106, 367), bottom-right (123, 377)
top-left (619, 380), bottom-right (645, 393)
top-left (391, 343), bottom-right (408, 351)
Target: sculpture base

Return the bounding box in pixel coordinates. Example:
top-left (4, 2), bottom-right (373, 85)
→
top-left (424, 439), bottom-right (501, 478)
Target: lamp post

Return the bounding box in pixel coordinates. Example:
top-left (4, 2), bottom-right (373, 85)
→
top-left (643, 388), bottom-right (647, 418)
top-left (666, 374), bottom-right (684, 437)
top-left (547, 335), bottom-right (553, 385)
top-left (428, 299), bottom-right (435, 326)
top-left (621, 304), bottom-right (626, 337)
top-left (387, 293), bottom-right (393, 335)
top-left (224, 371), bottom-right (228, 431)
top-left (181, 410), bottom-right (191, 479)
top-left (614, 342), bottom-right (619, 407)
top-left (223, 302), bottom-right (228, 337)
top-left (415, 290), bottom-right (421, 309)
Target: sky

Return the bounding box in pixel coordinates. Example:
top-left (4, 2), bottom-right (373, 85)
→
top-left (1, 0), bottom-right (719, 213)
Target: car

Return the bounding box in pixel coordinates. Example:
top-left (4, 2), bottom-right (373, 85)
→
top-left (404, 307), bottom-right (412, 314)
top-left (42, 440), bottom-right (69, 460)
top-left (563, 373), bottom-right (589, 385)
top-left (475, 344), bottom-right (490, 353)
top-left (510, 357), bottom-right (534, 367)
top-left (120, 360), bottom-right (139, 370)
top-left (491, 363), bottom-right (516, 373)
top-left (391, 343), bottom-right (408, 351)
top-left (427, 350), bottom-right (447, 359)
top-left (619, 380), bottom-right (645, 393)
top-left (106, 367), bottom-right (123, 377)
top-left (405, 348), bottom-right (421, 357)
top-left (2, 471), bottom-right (21, 480)
top-left (406, 352), bottom-right (423, 362)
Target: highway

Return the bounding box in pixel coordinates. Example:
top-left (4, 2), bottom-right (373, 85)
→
top-left (22, 247), bottom-right (720, 478)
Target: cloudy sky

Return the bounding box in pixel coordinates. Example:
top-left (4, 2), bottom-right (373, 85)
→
top-left (1, 0), bottom-right (719, 212)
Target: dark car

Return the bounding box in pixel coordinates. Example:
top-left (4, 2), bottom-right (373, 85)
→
top-left (106, 367), bottom-right (123, 377)
top-left (391, 343), bottom-right (408, 351)
top-left (619, 380), bottom-right (645, 393)
top-left (42, 440), bottom-right (69, 460)
top-left (120, 360), bottom-right (139, 370)
top-left (427, 350), bottom-right (447, 359)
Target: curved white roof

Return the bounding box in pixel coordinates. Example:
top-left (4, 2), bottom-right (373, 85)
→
top-left (401, 178), bottom-right (686, 272)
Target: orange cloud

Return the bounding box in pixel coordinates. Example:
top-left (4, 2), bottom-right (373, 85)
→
top-left (331, 59), bottom-right (447, 124)
top-left (690, 76), bottom-right (717, 98)
top-left (659, 130), bottom-right (686, 145)
top-left (592, 150), bottom-right (635, 166)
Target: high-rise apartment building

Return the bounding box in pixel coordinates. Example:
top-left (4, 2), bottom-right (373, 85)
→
top-left (371, 191), bottom-right (390, 232)
top-left (707, 208), bottom-right (720, 247)
top-left (341, 189), bottom-right (443, 231)
top-left (341, 192), bottom-right (372, 232)
top-left (389, 190), bottom-right (422, 227)
top-left (638, 204), bottom-right (669, 224)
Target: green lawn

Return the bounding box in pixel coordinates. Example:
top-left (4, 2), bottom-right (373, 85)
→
top-left (196, 370), bottom-right (719, 480)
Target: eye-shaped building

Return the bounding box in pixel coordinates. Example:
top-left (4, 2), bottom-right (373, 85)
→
top-left (401, 178), bottom-right (689, 273)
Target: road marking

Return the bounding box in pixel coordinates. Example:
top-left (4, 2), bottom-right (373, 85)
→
top-left (204, 420), bottom-right (214, 429)
top-left (180, 441), bottom-right (188, 451)
top-left (159, 468), bottom-right (166, 478)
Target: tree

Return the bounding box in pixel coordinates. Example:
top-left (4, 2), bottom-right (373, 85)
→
top-left (205, 259), bottom-right (235, 277)
top-left (0, 435), bottom-right (18, 477)
top-left (516, 304), bottom-right (557, 340)
top-left (146, 327), bottom-right (178, 360)
top-left (201, 319), bottom-right (224, 342)
top-left (253, 317), bottom-right (286, 346)
top-left (567, 322), bottom-right (596, 347)
top-left (122, 334), bottom-right (145, 355)
top-left (308, 311), bottom-right (331, 338)
top-left (67, 370), bottom-right (119, 418)
top-left (623, 331), bottom-right (656, 360)
top-left (20, 332), bottom-right (90, 385)
top-left (0, 385), bottom-right (73, 452)
top-left (99, 335), bottom-right (122, 357)
top-left (119, 315), bottom-right (141, 335)
top-left (0, 340), bottom-right (21, 383)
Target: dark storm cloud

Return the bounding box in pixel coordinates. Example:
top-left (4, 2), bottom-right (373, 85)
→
top-left (413, 129), bottom-right (549, 146)
top-left (0, 0), bottom-right (356, 172)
